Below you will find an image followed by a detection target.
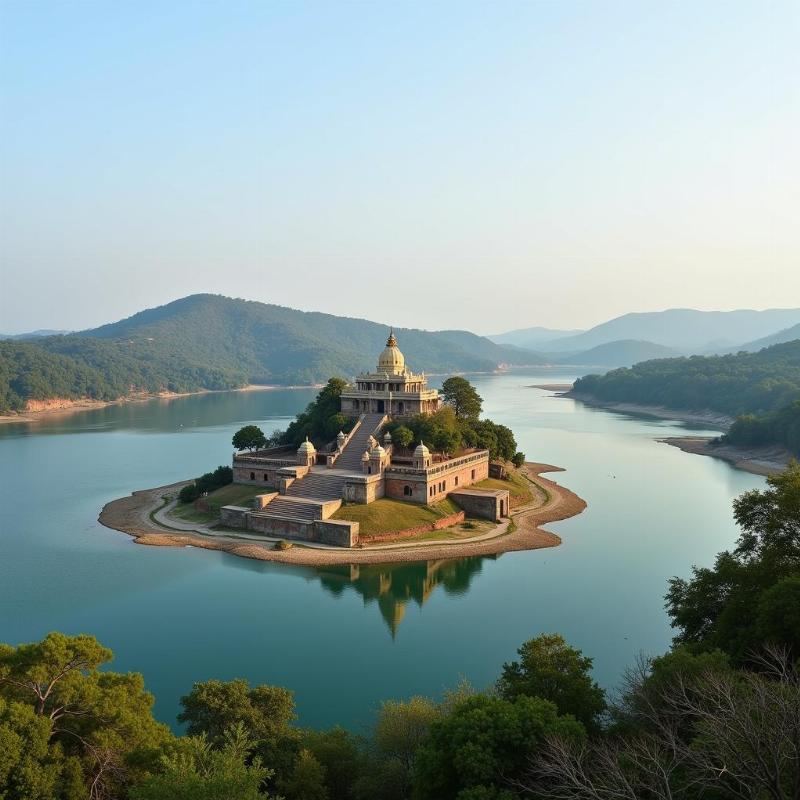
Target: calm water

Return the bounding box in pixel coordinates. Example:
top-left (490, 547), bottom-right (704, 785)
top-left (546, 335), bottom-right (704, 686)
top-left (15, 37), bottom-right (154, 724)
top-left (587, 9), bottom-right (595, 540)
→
top-left (0, 372), bottom-right (763, 731)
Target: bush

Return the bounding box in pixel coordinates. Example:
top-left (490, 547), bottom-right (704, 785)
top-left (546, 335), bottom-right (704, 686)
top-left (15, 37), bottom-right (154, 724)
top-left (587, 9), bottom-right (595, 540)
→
top-left (275, 539), bottom-right (293, 551)
top-left (512, 452), bottom-right (525, 468)
top-left (179, 484), bottom-right (200, 504)
top-left (179, 465), bottom-right (233, 504)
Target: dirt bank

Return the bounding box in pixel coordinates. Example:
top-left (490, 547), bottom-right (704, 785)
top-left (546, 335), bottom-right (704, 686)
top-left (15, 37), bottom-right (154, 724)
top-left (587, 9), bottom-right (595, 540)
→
top-left (659, 437), bottom-right (792, 476)
top-left (98, 464), bottom-right (587, 567)
top-left (529, 383), bottom-right (575, 391)
top-left (567, 393), bottom-right (734, 429)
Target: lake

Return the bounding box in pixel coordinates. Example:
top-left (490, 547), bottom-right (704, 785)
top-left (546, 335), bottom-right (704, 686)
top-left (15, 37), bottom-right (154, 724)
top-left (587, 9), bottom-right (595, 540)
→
top-left (0, 371), bottom-right (763, 731)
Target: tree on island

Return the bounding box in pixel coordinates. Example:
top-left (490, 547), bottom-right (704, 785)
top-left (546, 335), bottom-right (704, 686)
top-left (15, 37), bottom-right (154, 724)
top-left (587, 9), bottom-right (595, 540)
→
top-left (383, 376), bottom-right (522, 462)
top-left (278, 378), bottom-right (355, 448)
top-left (441, 376), bottom-right (483, 420)
top-left (232, 425), bottom-right (267, 452)
top-left (390, 425), bottom-right (414, 449)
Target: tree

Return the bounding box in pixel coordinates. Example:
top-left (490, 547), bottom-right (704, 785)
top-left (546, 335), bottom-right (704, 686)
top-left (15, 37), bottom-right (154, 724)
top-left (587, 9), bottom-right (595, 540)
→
top-left (389, 425), bottom-right (414, 449)
top-left (277, 747), bottom-right (328, 800)
top-left (441, 377), bottom-right (483, 420)
top-left (666, 462), bottom-right (800, 662)
top-left (178, 679), bottom-right (296, 745)
top-left (0, 632), bottom-right (172, 798)
top-left (280, 378), bottom-right (353, 447)
top-left (354, 696), bottom-right (440, 800)
top-left (232, 425), bottom-right (267, 451)
top-left (130, 722), bottom-right (275, 800)
top-left (413, 693), bottom-right (585, 800)
top-left (524, 646), bottom-right (800, 800)
top-left (497, 634), bottom-right (606, 733)
top-left (303, 726), bottom-right (362, 800)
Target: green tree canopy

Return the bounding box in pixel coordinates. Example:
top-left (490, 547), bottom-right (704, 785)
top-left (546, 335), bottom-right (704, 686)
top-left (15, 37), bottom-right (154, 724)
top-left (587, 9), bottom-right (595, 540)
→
top-left (178, 678), bottom-right (296, 745)
top-left (667, 462), bottom-right (800, 662)
top-left (279, 378), bottom-right (354, 447)
top-left (302, 726), bottom-right (361, 800)
top-left (277, 747), bottom-right (328, 800)
top-left (389, 425), bottom-right (414, 449)
top-left (497, 633), bottom-right (606, 733)
top-left (413, 693), bottom-right (585, 800)
top-left (130, 722), bottom-right (275, 800)
top-left (0, 632), bottom-right (172, 799)
top-left (441, 376), bottom-right (483, 420)
top-left (232, 425), bottom-right (267, 451)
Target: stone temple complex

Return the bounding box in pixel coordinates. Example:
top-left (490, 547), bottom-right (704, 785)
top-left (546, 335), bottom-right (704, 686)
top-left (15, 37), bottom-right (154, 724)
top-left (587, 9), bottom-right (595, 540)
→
top-left (221, 333), bottom-right (509, 547)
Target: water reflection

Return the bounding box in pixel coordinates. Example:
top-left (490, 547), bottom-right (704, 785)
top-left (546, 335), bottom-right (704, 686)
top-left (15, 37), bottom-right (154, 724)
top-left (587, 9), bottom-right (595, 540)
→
top-left (314, 557), bottom-right (493, 636)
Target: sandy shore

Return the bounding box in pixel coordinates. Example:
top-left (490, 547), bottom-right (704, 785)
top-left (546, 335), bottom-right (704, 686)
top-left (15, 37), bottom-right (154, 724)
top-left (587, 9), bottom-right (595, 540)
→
top-left (0, 383), bottom-right (321, 425)
top-left (529, 383), bottom-right (575, 391)
top-left (660, 436), bottom-right (792, 476)
top-left (567, 392), bottom-right (734, 429)
top-left (98, 463), bottom-right (587, 567)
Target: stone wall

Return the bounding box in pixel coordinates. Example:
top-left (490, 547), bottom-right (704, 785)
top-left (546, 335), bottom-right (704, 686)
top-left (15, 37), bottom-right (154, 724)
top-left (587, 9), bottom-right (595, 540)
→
top-left (450, 489), bottom-right (509, 521)
top-left (385, 451), bottom-right (490, 506)
top-left (218, 506), bottom-right (358, 547)
top-left (343, 475), bottom-right (384, 504)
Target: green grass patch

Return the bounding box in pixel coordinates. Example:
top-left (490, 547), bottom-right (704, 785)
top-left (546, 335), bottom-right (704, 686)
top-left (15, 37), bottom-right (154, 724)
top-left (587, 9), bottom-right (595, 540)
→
top-left (332, 497), bottom-right (461, 536)
top-left (169, 482), bottom-right (269, 525)
top-left (473, 469), bottom-right (534, 506)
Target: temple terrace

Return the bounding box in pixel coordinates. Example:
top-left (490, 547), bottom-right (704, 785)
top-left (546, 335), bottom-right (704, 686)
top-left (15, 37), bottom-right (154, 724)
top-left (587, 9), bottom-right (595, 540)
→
top-left (221, 333), bottom-right (509, 547)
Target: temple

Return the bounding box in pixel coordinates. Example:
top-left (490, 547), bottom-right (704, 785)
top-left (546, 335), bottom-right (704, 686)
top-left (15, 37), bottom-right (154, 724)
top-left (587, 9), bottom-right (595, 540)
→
top-left (339, 331), bottom-right (441, 417)
top-left (221, 332), bottom-right (508, 547)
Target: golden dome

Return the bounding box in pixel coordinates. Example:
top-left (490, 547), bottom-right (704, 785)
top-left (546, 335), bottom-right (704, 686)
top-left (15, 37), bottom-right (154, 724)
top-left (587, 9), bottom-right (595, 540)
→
top-left (297, 436), bottom-right (316, 454)
top-left (377, 329), bottom-right (405, 374)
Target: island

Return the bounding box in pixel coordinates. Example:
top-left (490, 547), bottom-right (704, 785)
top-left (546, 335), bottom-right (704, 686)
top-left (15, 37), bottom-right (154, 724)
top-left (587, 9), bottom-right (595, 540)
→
top-left (100, 333), bottom-right (586, 565)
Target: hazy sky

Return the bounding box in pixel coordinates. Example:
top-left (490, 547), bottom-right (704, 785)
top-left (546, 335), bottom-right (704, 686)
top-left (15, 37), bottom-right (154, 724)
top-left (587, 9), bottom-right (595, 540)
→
top-left (1, 0), bottom-right (797, 335)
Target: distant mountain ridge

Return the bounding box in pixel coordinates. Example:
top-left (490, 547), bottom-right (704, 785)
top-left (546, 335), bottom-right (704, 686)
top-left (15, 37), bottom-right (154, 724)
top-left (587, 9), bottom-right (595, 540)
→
top-left (0, 294), bottom-right (545, 413)
top-left (496, 308), bottom-right (800, 355)
top-left (732, 322), bottom-right (800, 353)
top-left (558, 339), bottom-right (679, 367)
top-left (488, 326), bottom-right (585, 349)
top-left (0, 329), bottom-right (72, 340)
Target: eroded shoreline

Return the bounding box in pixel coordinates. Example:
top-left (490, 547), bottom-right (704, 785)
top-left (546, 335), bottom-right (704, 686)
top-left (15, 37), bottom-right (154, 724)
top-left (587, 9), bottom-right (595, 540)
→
top-left (98, 463), bottom-right (587, 566)
top-left (659, 436), bottom-right (792, 476)
top-left (566, 392), bottom-right (735, 428)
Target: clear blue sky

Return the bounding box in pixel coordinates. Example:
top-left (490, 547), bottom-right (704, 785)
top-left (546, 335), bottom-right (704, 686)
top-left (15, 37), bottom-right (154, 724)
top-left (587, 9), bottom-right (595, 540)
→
top-left (1, 0), bottom-right (797, 334)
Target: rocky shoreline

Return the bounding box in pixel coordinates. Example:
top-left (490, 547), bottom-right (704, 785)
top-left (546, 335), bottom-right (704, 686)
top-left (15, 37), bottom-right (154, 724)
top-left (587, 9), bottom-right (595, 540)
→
top-left (566, 392), bottom-right (734, 428)
top-left (97, 463), bottom-right (587, 567)
top-left (659, 436), bottom-right (792, 476)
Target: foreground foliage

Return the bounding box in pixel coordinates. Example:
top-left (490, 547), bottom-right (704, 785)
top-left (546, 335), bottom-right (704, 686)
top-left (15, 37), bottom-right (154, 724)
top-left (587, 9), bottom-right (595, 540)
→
top-left (2, 468), bottom-right (798, 798)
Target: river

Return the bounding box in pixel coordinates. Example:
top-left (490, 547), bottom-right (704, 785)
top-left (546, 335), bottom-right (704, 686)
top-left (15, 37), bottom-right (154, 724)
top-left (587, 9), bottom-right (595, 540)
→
top-left (0, 371), bottom-right (763, 731)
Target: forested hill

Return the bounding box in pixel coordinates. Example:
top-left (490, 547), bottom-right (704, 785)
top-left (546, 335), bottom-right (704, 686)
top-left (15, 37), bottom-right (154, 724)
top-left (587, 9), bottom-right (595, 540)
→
top-left (572, 340), bottom-right (800, 417)
top-left (0, 294), bottom-right (542, 412)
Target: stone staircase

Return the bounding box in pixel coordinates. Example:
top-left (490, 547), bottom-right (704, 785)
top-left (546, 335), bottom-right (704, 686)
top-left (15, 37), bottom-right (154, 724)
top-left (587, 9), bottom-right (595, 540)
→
top-left (334, 413), bottom-right (386, 470)
top-left (246, 414), bottom-right (386, 527)
top-left (284, 473), bottom-right (348, 501)
top-left (253, 496), bottom-right (319, 522)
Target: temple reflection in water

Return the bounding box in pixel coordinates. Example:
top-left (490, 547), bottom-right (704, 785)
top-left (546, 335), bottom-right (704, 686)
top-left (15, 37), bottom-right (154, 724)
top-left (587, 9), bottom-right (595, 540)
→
top-left (314, 557), bottom-right (493, 636)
